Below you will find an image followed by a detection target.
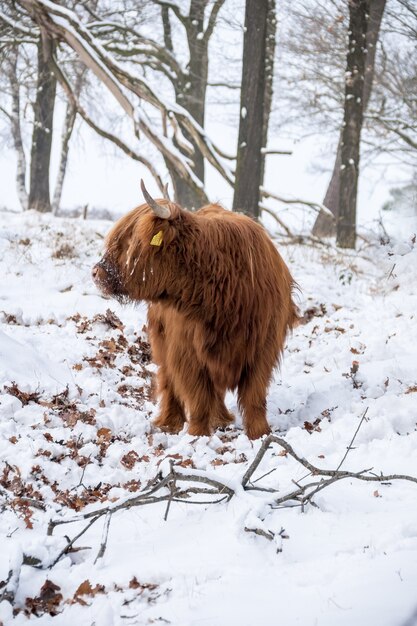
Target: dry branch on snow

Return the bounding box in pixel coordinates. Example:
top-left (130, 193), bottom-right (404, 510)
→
top-left (6, 427), bottom-right (410, 568)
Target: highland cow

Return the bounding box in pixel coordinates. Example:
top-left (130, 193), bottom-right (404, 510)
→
top-left (92, 181), bottom-right (298, 440)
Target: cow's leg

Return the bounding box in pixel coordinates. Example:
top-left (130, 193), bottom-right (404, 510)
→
top-left (237, 364), bottom-right (272, 440)
top-left (173, 365), bottom-right (219, 436)
top-left (184, 367), bottom-right (215, 436)
top-left (210, 395), bottom-right (235, 430)
top-left (148, 306), bottom-right (186, 434)
top-left (153, 367), bottom-right (186, 433)
top-left (182, 374), bottom-right (234, 436)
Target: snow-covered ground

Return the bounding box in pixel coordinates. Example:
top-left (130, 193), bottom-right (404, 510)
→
top-left (0, 209), bottom-right (416, 626)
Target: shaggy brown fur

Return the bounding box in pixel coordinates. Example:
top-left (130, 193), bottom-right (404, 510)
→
top-left (93, 191), bottom-right (298, 440)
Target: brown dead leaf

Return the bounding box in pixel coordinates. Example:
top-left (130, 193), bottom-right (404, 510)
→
top-left (4, 382), bottom-right (40, 406)
top-left (299, 303), bottom-right (327, 324)
top-left (93, 309), bottom-right (125, 331)
top-left (123, 479), bottom-right (142, 492)
top-left (101, 338), bottom-right (118, 353)
top-left (25, 579), bottom-right (63, 617)
top-left (121, 450), bottom-right (140, 470)
top-left (97, 428), bottom-right (112, 441)
top-left (129, 577), bottom-right (158, 592)
top-left (351, 361), bottom-right (360, 374)
top-left (75, 579), bottom-right (105, 598)
top-left (179, 458), bottom-right (195, 468)
top-left (70, 579), bottom-right (105, 606)
top-left (303, 419), bottom-right (322, 434)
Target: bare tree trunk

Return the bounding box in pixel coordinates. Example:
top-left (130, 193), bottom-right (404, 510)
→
top-left (312, 0), bottom-right (386, 237)
top-left (52, 103), bottom-right (76, 214)
top-left (28, 31), bottom-right (57, 213)
top-left (52, 64), bottom-right (85, 214)
top-left (7, 49), bottom-right (28, 211)
top-left (260, 0), bottom-right (276, 187)
top-left (232, 0), bottom-right (268, 218)
top-left (162, 1), bottom-right (210, 209)
top-left (337, 0), bottom-right (370, 248)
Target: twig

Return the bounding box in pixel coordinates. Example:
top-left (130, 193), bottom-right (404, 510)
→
top-left (163, 460), bottom-right (176, 521)
top-left (261, 187), bottom-right (335, 218)
top-left (336, 407), bottom-right (368, 471)
top-left (94, 510), bottom-right (111, 563)
top-left (49, 515), bottom-right (98, 568)
top-left (259, 204), bottom-right (293, 237)
top-left (244, 526), bottom-right (275, 541)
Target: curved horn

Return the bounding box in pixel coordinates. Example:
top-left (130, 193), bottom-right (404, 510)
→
top-left (140, 179), bottom-right (171, 219)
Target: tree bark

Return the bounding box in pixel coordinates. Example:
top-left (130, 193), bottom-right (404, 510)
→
top-left (337, 0), bottom-right (370, 248)
top-left (312, 0), bottom-right (386, 237)
top-left (7, 49), bottom-right (29, 211)
top-left (52, 64), bottom-right (85, 214)
top-left (260, 0), bottom-right (276, 188)
top-left (28, 31), bottom-right (57, 213)
top-left (232, 0), bottom-right (268, 218)
top-left (52, 103), bottom-right (76, 214)
top-left (162, 1), bottom-right (210, 209)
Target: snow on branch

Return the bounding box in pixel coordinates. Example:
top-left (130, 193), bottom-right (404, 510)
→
top-left (0, 8), bottom-right (39, 38)
top-left (18, 0), bottom-right (233, 199)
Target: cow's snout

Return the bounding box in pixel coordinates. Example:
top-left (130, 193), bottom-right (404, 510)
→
top-left (92, 263), bottom-right (106, 285)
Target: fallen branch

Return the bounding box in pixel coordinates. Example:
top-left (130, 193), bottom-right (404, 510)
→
top-left (46, 465), bottom-right (234, 566)
top-left (37, 421), bottom-right (417, 567)
top-left (244, 432), bottom-right (417, 512)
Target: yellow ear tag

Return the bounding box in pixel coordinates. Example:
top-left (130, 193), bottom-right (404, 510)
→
top-left (150, 230), bottom-right (164, 246)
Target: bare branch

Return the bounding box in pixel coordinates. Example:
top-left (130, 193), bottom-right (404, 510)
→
top-left (336, 407), bottom-right (369, 471)
top-left (259, 204), bottom-right (294, 237)
top-left (94, 510), bottom-right (111, 563)
top-left (204, 0), bottom-right (226, 43)
top-left (18, 0), bottom-right (233, 197)
top-left (153, 1), bottom-right (188, 27)
top-left (261, 187), bottom-right (335, 218)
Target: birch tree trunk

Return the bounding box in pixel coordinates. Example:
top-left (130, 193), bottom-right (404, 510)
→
top-left (7, 49), bottom-right (29, 211)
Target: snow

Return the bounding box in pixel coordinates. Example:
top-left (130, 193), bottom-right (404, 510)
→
top-left (0, 209), bottom-right (417, 625)
top-left (0, 331), bottom-right (67, 391)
